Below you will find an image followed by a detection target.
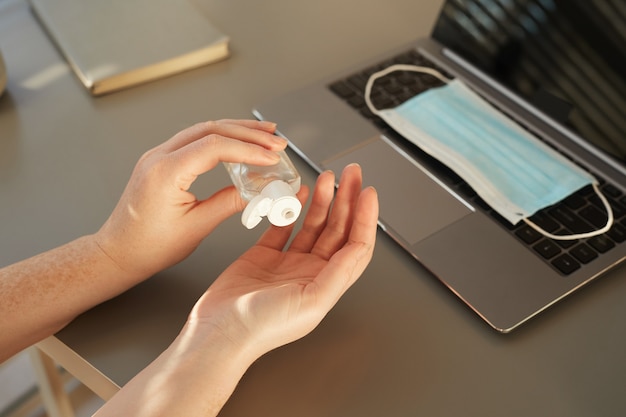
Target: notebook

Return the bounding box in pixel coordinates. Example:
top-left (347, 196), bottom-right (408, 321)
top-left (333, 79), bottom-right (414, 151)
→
top-left (253, 0), bottom-right (626, 332)
top-left (30, 0), bottom-right (229, 96)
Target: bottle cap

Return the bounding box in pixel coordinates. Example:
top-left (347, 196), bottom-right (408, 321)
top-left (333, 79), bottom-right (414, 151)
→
top-left (241, 180), bottom-right (302, 229)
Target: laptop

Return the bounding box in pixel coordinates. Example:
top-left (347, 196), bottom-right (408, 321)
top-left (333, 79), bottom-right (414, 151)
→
top-left (253, 0), bottom-right (626, 332)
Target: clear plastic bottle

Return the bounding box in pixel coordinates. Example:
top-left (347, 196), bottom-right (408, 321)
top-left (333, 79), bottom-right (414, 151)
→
top-left (224, 149), bottom-right (302, 229)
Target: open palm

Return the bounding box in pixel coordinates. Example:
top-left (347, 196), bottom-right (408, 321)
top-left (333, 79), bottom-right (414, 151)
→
top-left (189, 164), bottom-right (379, 358)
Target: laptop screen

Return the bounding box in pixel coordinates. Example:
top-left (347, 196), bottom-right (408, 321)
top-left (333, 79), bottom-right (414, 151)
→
top-left (431, 0), bottom-right (626, 167)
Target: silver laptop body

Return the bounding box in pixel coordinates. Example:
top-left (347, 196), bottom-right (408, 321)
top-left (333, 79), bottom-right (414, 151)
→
top-left (254, 0), bottom-right (626, 332)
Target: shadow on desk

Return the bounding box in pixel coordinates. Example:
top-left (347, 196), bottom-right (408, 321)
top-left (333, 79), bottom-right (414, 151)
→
top-left (57, 270), bottom-right (200, 373)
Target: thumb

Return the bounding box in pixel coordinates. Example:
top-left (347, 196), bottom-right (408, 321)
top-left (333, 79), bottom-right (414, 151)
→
top-left (191, 186), bottom-right (248, 235)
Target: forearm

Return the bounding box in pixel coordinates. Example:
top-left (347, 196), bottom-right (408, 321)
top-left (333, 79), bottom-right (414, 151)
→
top-left (0, 235), bottom-right (141, 361)
top-left (94, 321), bottom-right (258, 417)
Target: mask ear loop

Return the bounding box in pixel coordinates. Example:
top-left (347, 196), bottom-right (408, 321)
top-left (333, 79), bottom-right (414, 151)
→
top-left (365, 64), bottom-right (615, 242)
top-left (364, 64), bottom-right (451, 116)
top-left (524, 183), bottom-right (614, 240)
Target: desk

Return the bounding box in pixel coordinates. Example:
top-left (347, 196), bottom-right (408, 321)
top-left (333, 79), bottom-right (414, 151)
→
top-left (2, 0), bottom-right (626, 416)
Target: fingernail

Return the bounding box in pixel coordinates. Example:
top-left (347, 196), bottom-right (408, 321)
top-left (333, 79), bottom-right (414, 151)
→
top-left (259, 121), bottom-right (278, 133)
top-left (272, 135), bottom-right (288, 145)
top-left (264, 150), bottom-right (281, 161)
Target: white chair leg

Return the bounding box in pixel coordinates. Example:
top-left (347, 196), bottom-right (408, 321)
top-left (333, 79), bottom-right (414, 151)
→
top-left (27, 346), bottom-right (76, 417)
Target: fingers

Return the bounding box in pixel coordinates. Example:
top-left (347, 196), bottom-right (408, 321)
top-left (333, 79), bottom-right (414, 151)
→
top-left (266, 163), bottom-right (370, 258)
top-left (170, 135), bottom-right (285, 191)
top-left (161, 119), bottom-right (284, 153)
top-left (310, 164), bottom-right (364, 260)
top-left (346, 186), bottom-right (379, 253)
top-left (184, 186), bottom-right (248, 239)
top-left (256, 165), bottom-right (364, 254)
top-left (311, 185), bottom-right (379, 308)
top-left (147, 120), bottom-right (288, 192)
top-left (287, 170), bottom-right (336, 252)
top-left (253, 186), bottom-right (311, 250)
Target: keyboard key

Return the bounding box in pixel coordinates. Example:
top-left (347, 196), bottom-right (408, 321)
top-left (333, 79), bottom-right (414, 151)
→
top-left (603, 183), bottom-right (623, 199)
top-left (587, 235), bottom-right (615, 253)
top-left (398, 72), bottom-right (418, 85)
top-left (383, 81), bottom-right (404, 95)
top-left (570, 243), bottom-right (598, 264)
top-left (329, 81), bottom-right (354, 98)
top-left (366, 64), bottom-right (391, 78)
top-left (515, 225), bottom-right (542, 244)
top-left (396, 90), bottom-right (418, 104)
top-left (533, 239), bottom-right (561, 259)
top-left (347, 95), bottom-right (365, 109)
top-left (348, 74), bottom-right (368, 91)
top-left (548, 206), bottom-right (593, 234)
top-left (528, 211), bottom-right (560, 233)
top-left (607, 223), bottom-right (626, 243)
top-left (579, 205), bottom-right (608, 228)
top-left (372, 94), bottom-right (394, 110)
top-left (563, 193), bottom-right (587, 210)
top-left (590, 195), bottom-right (626, 220)
top-left (551, 254), bottom-right (581, 275)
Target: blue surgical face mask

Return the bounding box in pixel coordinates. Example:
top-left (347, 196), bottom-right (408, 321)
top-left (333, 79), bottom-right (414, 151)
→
top-left (366, 65), bottom-right (613, 240)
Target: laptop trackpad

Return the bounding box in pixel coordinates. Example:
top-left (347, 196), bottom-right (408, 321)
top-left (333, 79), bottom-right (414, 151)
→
top-left (321, 136), bottom-right (472, 245)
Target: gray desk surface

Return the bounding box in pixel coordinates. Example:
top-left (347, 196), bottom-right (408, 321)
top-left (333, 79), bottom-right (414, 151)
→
top-left (2, 0), bottom-right (625, 416)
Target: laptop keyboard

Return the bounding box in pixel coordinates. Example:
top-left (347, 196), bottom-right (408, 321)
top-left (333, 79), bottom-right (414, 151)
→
top-left (329, 49), bottom-right (626, 276)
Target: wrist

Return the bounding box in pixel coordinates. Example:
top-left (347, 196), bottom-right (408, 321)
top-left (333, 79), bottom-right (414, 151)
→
top-left (178, 317), bottom-right (261, 370)
top-left (90, 227), bottom-right (154, 285)
top-left (97, 321), bottom-right (259, 417)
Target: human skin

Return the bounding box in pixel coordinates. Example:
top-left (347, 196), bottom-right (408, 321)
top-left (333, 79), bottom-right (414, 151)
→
top-left (0, 119), bottom-right (379, 416)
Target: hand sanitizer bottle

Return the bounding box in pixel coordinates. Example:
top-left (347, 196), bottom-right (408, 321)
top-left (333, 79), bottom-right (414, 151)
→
top-left (224, 149), bottom-right (302, 229)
